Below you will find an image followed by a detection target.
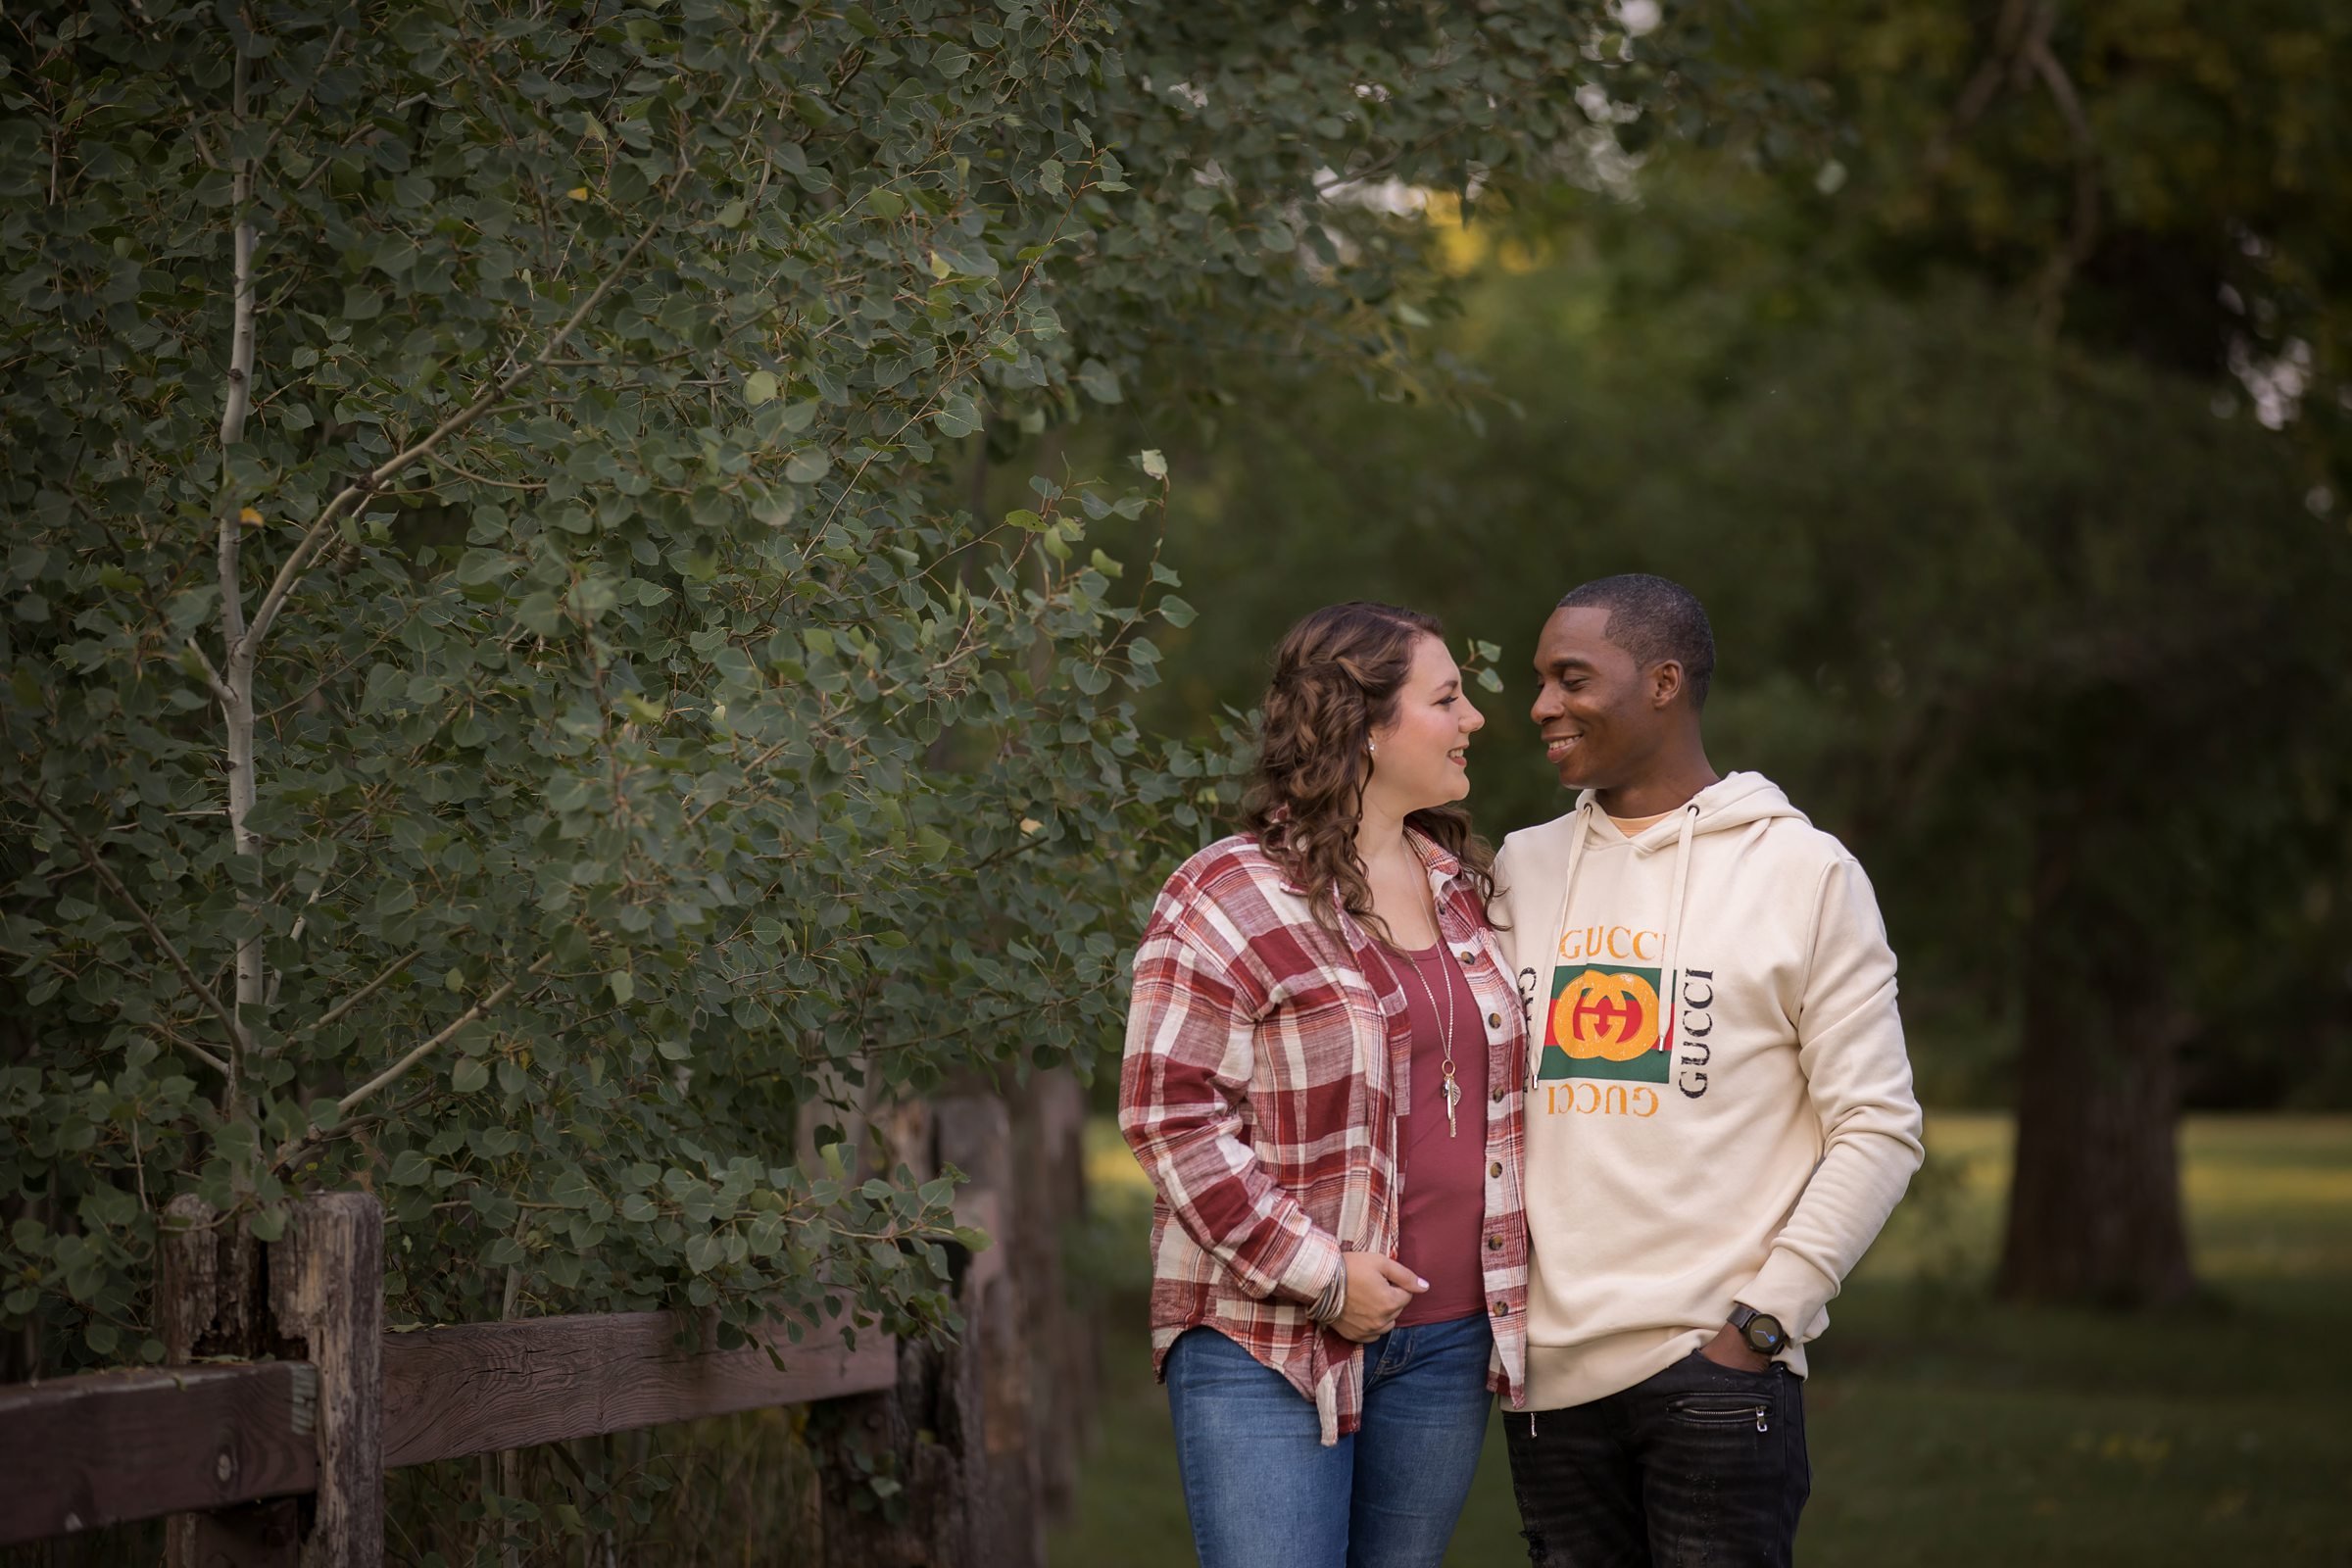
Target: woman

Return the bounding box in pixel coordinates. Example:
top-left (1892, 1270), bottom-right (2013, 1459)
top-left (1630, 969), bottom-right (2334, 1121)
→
top-left (1120, 602), bottom-right (1531, 1568)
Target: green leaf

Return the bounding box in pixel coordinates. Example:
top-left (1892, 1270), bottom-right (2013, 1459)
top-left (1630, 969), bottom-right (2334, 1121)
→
top-left (744, 370), bottom-right (779, 407)
top-left (932, 394), bottom-right (983, 439)
top-left (1075, 360), bottom-right (1123, 405)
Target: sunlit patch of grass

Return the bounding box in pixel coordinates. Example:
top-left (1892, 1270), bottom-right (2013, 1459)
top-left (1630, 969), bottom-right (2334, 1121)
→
top-left (1084, 1113), bottom-right (1154, 1195)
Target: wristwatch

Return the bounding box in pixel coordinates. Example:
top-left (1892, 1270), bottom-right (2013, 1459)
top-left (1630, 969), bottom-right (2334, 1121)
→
top-left (1727, 1302), bottom-right (1788, 1357)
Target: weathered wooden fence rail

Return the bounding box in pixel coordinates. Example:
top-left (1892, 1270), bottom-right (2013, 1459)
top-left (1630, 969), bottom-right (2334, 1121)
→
top-left (0, 1083), bottom-right (1088, 1568)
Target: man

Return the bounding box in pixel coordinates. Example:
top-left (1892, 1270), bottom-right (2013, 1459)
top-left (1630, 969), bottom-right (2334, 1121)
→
top-left (1493, 574), bottom-right (1924, 1566)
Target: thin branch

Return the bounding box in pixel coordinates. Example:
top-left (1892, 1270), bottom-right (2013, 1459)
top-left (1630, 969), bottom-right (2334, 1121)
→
top-left (253, 24), bottom-right (344, 172)
top-left (2022, 11), bottom-right (2100, 326)
top-left (421, 451), bottom-right (548, 492)
top-left (1930, 0), bottom-right (2033, 170)
top-left (333, 967), bottom-right (535, 1118)
top-left (239, 218), bottom-right (666, 663)
top-left (145, 1022), bottom-right (233, 1077)
top-left (183, 636), bottom-right (236, 709)
top-left (305, 949), bottom-right (420, 1037)
top-left (13, 788), bottom-right (246, 1072)
top-left (269, 1084), bottom-right (434, 1177)
top-left (218, 44), bottom-right (255, 647)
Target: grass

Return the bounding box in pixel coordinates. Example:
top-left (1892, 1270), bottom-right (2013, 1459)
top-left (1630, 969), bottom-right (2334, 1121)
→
top-left (1050, 1113), bottom-right (2352, 1567)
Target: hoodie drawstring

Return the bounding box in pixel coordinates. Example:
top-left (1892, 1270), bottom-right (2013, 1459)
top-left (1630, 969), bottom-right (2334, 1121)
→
top-left (1539, 799), bottom-right (1701, 1085)
top-left (1535, 801), bottom-right (1596, 1089)
top-left (1656, 803), bottom-right (1700, 1043)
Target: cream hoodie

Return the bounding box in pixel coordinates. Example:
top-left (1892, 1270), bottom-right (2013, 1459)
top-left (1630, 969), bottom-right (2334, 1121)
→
top-left (1493, 771), bottom-right (1924, 1412)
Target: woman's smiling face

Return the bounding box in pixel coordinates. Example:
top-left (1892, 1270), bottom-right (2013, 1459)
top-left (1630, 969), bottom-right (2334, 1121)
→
top-left (1367, 633), bottom-right (1485, 813)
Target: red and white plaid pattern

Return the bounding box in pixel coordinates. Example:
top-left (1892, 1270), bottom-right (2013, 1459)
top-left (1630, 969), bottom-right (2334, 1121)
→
top-left (1120, 830), bottom-right (1531, 1446)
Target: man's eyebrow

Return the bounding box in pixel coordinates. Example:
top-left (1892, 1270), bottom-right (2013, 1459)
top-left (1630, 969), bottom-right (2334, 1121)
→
top-left (1537, 654), bottom-right (1599, 673)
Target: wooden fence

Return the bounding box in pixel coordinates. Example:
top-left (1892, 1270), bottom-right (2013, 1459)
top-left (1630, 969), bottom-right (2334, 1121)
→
top-left (0, 1083), bottom-right (1094, 1567)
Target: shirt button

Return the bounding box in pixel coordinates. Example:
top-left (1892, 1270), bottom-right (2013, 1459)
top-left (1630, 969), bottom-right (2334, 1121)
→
top-left (1487, 1235), bottom-right (1503, 1251)
top-left (1490, 1299), bottom-right (1508, 1317)
top-left (1489, 1161), bottom-right (1503, 1178)
top-left (1488, 1012), bottom-right (1501, 1028)
top-left (1491, 1086), bottom-right (1504, 1103)
top-left (1456, 950), bottom-right (1476, 964)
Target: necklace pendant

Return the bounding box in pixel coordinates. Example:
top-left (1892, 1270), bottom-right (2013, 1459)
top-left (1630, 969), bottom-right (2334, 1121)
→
top-left (1442, 1071), bottom-right (1461, 1138)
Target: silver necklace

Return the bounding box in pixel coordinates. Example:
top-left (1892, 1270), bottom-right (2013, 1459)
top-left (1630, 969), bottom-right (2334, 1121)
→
top-left (1379, 937), bottom-right (1463, 1138)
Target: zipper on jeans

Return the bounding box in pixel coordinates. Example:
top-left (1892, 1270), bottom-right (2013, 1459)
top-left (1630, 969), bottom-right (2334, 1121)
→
top-left (1670, 1398), bottom-right (1771, 1433)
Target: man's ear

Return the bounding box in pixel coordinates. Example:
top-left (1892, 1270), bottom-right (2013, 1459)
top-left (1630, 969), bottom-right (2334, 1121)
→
top-left (1648, 660), bottom-right (1686, 710)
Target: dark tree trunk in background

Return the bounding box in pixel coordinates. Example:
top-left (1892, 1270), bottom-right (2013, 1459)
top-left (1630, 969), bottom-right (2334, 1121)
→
top-left (1996, 805), bottom-right (2200, 1307)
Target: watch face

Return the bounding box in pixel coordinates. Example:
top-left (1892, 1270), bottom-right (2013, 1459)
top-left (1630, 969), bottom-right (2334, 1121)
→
top-left (1744, 1313), bottom-right (1786, 1353)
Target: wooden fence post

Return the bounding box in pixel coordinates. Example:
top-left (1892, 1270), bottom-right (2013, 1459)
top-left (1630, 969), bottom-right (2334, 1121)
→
top-left (162, 1194), bottom-right (300, 1568)
top-left (937, 1096), bottom-right (1037, 1568)
top-left (1010, 1069), bottom-right (1095, 1523)
top-left (270, 1192), bottom-right (384, 1568)
top-left (811, 1096), bottom-right (1003, 1568)
top-left (158, 1192), bottom-right (382, 1568)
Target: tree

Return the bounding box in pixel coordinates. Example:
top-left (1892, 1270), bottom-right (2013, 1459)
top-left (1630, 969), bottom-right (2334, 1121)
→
top-left (1710, 0), bottom-right (2352, 1305)
top-left (0, 0), bottom-right (1740, 1544)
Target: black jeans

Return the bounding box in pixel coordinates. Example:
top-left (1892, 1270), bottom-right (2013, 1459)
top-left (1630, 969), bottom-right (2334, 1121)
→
top-left (1504, 1350), bottom-right (1810, 1567)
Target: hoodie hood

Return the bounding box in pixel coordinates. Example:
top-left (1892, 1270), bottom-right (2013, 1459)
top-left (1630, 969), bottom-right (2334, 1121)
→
top-left (1575, 770), bottom-right (1807, 851)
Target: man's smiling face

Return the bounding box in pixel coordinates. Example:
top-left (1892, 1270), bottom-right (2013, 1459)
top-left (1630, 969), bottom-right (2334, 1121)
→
top-left (1529, 606), bottom-right (1662, 792)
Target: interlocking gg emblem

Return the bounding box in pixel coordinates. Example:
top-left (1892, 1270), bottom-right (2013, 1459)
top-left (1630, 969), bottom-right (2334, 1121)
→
top-left (1551, 968), bottom-right (1661, 1061)
top-left (1540, 962), bottom-right (1674, 1085)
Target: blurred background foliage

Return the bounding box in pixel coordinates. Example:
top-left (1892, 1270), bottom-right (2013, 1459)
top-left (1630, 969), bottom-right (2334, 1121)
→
top-left (1072, 0), bottom-right (2352, 1136)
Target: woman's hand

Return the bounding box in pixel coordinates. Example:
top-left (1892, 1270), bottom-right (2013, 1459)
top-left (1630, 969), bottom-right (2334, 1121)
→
top-left (1331, 1252), bottom-right (1428, 1343)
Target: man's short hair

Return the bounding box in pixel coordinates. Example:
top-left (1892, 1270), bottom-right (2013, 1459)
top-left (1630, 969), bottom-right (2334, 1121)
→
top-left (1556, 573), bottom-right (1716, 710)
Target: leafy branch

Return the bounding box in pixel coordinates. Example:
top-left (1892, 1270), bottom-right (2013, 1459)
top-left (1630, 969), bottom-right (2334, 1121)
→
top-left (12, 787), bottom-right (239, 1078)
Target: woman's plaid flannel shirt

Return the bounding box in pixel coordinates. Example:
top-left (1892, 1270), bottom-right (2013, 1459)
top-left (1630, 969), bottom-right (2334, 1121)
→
top-left (1119, 830), bottom-right (1531, 1446)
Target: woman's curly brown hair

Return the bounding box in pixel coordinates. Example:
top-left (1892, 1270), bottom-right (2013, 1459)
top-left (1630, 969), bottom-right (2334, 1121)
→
top-left (1243, 602), bottom-right (1496, 944)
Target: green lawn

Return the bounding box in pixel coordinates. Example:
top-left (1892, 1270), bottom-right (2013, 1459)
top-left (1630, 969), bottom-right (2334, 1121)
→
top-left (1051, 1114), bottom-right (2352, 1567)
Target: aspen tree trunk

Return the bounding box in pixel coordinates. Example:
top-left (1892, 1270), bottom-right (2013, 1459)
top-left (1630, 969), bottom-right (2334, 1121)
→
top-left (215, 41), bottom-right (263, 1136)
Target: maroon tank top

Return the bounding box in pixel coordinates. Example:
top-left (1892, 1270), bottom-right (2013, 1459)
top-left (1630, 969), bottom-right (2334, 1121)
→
top-left (1384, 942), bottom-right (1490, 1326)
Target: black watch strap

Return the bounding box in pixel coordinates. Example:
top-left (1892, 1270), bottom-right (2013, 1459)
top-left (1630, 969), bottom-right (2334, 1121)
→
top-left (1728, 1301), bottom-right (1788, 1355)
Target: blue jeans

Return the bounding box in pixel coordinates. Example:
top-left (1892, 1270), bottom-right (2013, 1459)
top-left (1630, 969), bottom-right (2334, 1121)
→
top-left (1165, 1315), bottom-right (1495, 1568)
